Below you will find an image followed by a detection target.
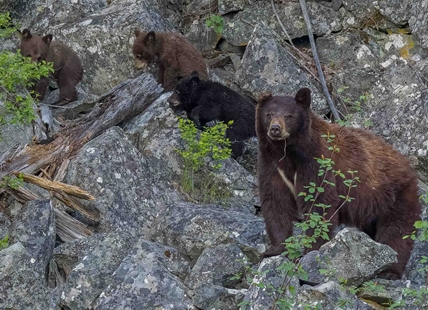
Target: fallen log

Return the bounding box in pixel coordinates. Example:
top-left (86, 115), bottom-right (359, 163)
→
top-left (0, 73), bottom-right (164, 180)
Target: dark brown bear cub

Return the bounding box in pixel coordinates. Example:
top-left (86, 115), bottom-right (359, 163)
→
top-left (132, 30), bottom-right (208, 91)
top-left (19, 29), bottom-right (83, 104)
top-left (256, 88), bottom-right (421, 280)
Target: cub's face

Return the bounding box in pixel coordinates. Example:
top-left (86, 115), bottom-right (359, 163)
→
top-left (132, 30), bottom-right (156, 69)
top-left (257, 88), bottom-right (311, 142)
top-left (19, 29), bottom-right (52, 63)
top-left (167, 71), bottom-right (200, 112)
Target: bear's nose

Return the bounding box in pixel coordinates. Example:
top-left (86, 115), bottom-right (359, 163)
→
top-left (270, 124), bottom-right (281, 135)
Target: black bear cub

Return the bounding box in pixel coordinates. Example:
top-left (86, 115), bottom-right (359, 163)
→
top-left (256, 88), bottom-right (422, 280)
top-left (19, 28), bottom-right (83, 104)
top-left (168, 71), bottom-right (256, 159)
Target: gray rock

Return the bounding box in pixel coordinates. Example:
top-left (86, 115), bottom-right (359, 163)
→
top-left (296, 281), bottom-right (371, 310)
top-left (357, 278), bottom-right (408, 307)
top-left (0, 101), bottom-right (34, 164)
top-left (0, 212), bottom-right (10, 240)
top-left (218, 0), bottom-right (245, 15)
top-left (316, 228), bottom-right (398, 286)
top-left (192, 285), bottom-right (246, 310)
top-left (222, 1), bottom-right (342, 47)
top-left (406, 183), bottom-right (428, 285)
top-left (352, 65), bottom-right (428, 181)
top-left (299, 250), bottom-right (326, 285)
top-left (185, 18), bottom-right (221, 53)
top-left (63, 126), bottom-right (164, 236)
top-left (54, 232), bottom-right (135, 309)
top-left (1, 200), bottom-right (56, 309)
top-left (150, 203), bottom-right (266, 261)
top-left (235, 24), bottom-right (329, 114)
top-left (186, 243), bottom-right (247, 289)
top-left (242, 256), bottom-right (300, 309)
top-left (93, 239), bottom-right (196, 310)
top-left (0, 242), bottom-right (52, 309)
top-left (9, 199), bottom-right (56, 273)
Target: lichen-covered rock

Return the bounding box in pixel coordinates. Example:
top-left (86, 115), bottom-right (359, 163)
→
top-left (53, 232), bottom-right (136, 309)
top-left (242, 256), bottom-right (300, 309)
top-left (191, 285), bottom-right (246, 310)
top-left (222, 1), bottom-right (342, 47)
top-left (218, 0), bottom-right (245, 15)
top-left (0, 212), bottom-right (10, 240)
top-left (185, 243), bottom-right (247, 289)
top-left (150, 203), bottom-right (266, 261)
top-left (235, 24), bottom-right (329, 114)
top-left (316, 228), bottom-right (398, 286)
top-left (185, 19), bottom-right (221, 52)
top-left (0, 101), bottom-right (34, 163)
top-left (0, 242), bottom-right (52, 309)
top-left (63, 126), bottom-right (165, 236)
top-left (93, 239), bottom-right (195, 310)
top-left (1, 200), bottom-right (56, 309)
top-left (296, 281), bottom-right (372, 310)
top-left (9, 200), bottom-right (56, 273)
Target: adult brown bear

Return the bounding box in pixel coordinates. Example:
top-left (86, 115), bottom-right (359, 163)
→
top-left (256, 88), bottom-right (422, 279)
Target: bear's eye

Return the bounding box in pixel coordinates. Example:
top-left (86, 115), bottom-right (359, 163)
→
top-left (175, 90), bottom-right (180, 95)
top-left (266, 113), bottom-right (273, 120)
top-left (136, 54), bottom-right (142, 59)
top-left (285, 114), bottom-right (293, 119)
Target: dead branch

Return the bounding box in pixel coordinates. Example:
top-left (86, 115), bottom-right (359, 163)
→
top-left (298, 0), bottom-right (341, 120)
top-left (15, 172), bottom-right (95, 200)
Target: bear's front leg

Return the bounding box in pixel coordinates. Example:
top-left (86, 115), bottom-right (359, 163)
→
top-left (34, 77), bottom-right (50, 101)
top-left (162, 67), bottom-right (179, 91)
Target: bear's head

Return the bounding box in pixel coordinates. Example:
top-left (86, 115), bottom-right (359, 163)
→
top-left (19, 29), bottom-right (52, 63)
top-left (167, 71), bottom-right (201, 112)
top-left (132, 30), bottom-right (157, 70)
top-left (256, 88), bottom-right (311, 144)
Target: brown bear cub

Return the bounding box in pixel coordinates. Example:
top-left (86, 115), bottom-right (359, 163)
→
top-left (132, 30), bottom-right (208, 91)
top-left (256, 88), bottom-right (422, 280)
top-left (19, 28), bottom-right (83, 104)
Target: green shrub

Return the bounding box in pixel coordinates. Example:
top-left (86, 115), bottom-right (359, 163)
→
top-left (176, 118), bottom-right (232, 203)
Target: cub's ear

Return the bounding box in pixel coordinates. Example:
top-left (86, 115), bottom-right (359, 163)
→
top-left (189, 72), bottom-right (200, 86)
top-left (21, 29), bottom-right (32, 40)
top-left (257, 92), bottom-right (272, 106)
top-left (144, 31), bottom-right (156, 45)
top-left (134, 29), bottom-right (142, 37)
top-left (42, 34), bottom-right (53, 45)
top-left (295, 88), bottom-right (311, 109)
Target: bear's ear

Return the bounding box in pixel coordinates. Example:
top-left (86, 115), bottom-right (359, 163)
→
top-left (134, 29), bottom-right (141, 37)
top-left (21, 29), bottom-right (32, 40)
top-left (295, 88), bottom-right (311, 109)
top-left (257, 92), bottom-right (272, 106)
top-left (42, 34), bottom-right (53, 45)
top-left (144, 31), bottom-right (156, 45)
top-left (189, 72), bottom-right (200, 86)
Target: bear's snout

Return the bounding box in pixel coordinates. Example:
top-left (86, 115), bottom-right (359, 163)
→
top-left (134, 59), bottom-right (148, 70)
top-left (268, 121), bottom-right (289, 140)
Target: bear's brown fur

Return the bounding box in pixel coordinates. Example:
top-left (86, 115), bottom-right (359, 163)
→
top-left (256, 88), bottom-right (422, 279)
top-left (132, 30), bottom-right (208, 91)
top-left (19, 29), bottom-right (83, 104)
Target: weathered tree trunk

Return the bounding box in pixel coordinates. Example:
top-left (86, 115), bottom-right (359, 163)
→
top-left (1, 73), bottom-right (164, 180)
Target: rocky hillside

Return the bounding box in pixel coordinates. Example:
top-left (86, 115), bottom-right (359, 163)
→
top-left (0, 0), bottom-right (427, 309)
